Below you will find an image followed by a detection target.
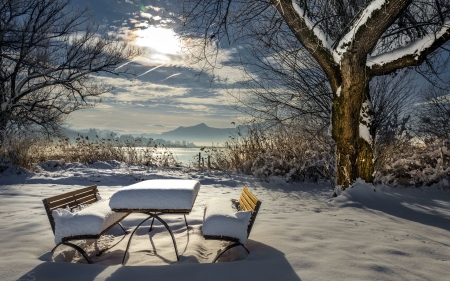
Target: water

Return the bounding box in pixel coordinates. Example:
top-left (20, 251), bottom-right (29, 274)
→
top-left (169, 147), bottom-right (202, 165)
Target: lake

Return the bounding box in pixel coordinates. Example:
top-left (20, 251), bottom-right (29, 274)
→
top-left (169, 147), bottom-right (202, 165)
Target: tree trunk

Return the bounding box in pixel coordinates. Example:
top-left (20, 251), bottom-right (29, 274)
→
top-left (332, 55), bottom-right (374, 188)
top-left (0, 112), bottom-right (8, 144)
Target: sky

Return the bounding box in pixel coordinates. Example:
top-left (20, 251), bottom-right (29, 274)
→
top-left (67, 0), bottom-right (245, 135)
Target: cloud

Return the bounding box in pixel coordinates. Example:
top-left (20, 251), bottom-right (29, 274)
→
top-left (66, 1), bottom-right (247, 134)
top-left (137, 64), bottom-right (164, 77)
top-left (160, 73), bottom-right (182, 81)
top-left (94, 103), bottom-right (114, 110)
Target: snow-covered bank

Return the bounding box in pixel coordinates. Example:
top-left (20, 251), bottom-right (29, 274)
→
top-left (1, 163), bottom-right (449, 281)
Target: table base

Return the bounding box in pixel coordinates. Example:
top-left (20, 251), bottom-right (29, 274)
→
top-left (122, 213), bottom-right (188, 265)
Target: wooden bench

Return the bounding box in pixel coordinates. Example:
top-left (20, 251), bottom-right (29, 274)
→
top-left (42, 185), bottom-right (129, 263)
top-left (203, 187), bottom-right (262, 262)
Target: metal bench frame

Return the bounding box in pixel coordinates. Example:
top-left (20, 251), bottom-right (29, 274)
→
top-left (203, 187), bottom-right (262, 263)
top-left (42, 185), bottom-right (129, 263)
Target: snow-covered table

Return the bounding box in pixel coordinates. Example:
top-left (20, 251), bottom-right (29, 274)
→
top-left (109, 179), bottom-right (201, 264)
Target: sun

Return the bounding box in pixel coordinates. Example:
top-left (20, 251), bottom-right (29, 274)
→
top-left (134, 25), bottom-right (182, 55)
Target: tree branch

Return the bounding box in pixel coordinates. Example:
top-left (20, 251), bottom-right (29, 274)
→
top-left (336, 0), bottom-right (412, 61)
top-left (271, 0), bottom-right (341, 91)
top-left (369, 21), bottom-right (450, 76)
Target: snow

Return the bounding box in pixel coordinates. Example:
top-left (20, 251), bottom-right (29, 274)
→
top-left (336, 86), bottom-right (341, 97)
top-left (291, 1), bottom-right (333, 51)
top-left (202, 198), bottom-right (252, 243)
top-left (53, 200), bottom-right (128, 244)
top-left (334, 0), bottom-right (387, 63)
top-left (109, 179), bottom-right (200, 210)
top-left (0, 163), bottom-right (449, 281)
top-left (367, 20), bottom-right (450, 68)
top-left (359, 100), bottom-right (373, 145)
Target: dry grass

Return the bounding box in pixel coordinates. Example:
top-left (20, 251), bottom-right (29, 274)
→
top-left (0, 133), bottom-right (180, 169)
top-left (200, 124), bottom-right (336, 182)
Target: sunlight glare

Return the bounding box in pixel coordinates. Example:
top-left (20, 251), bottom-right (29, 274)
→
top-left (134, 25), bottom-right (182, 55)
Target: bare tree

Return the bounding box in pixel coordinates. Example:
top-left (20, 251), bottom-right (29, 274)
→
top-left (0, 0), bottom-right (140, 137)
top-left (416, 85), bottom-right (450, 140)
top-left (179, 0), bottom-right (450, 188)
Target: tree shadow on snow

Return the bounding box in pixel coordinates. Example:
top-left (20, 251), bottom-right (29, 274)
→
top-left (337, 186), bottom-right (450, 233)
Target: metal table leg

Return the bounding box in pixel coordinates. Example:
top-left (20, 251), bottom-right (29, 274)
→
top-left (184, 214), bottom-right (189, 231)
top-left (122, 213), bottom-right (179, 265)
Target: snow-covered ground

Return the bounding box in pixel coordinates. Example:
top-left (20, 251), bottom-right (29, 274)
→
top-left (0, 161), bottom-right (449, 281)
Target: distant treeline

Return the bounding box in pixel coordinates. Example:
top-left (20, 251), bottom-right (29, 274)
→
top-left (62, 128), bottom-right (198, 148)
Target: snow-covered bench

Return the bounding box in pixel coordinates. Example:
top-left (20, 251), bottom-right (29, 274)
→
top-left (42, 185), bottom-right (129, 263)
top-left (202, 187), bottom-right (262, 262)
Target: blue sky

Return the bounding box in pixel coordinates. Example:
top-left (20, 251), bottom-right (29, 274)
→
top-left (67, 0), bottom-right (244, 134)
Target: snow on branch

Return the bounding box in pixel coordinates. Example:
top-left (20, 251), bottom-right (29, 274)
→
top-left (334, 0), bottom-right (387, 64)
top-left (291, 0), bottom-right (333, 52)
top-left (367, 20), bottom-right (450, 69)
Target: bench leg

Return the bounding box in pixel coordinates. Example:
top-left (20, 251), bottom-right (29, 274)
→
top-left (212, 242), bottom-right (249, 263)
top-left (51, 241), bottom-right (94, 264)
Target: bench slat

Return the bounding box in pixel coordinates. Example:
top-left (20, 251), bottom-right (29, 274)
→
top-left (63, 196), bottom-right (98, 210)
top-left (240, 192), bottom-right (257, 209)
top-left (204, 187), bottom-right (262, 250)
top-left (239, 197), bottom-right (251, 211)
top-left (45, 185), bottom-right (98, 202)
top-left (42, 185), bottom-right (100, 234)
top-left (243, 187), bottom-right (258, 204)
top-left (48, 193), bottom-right (97, 209)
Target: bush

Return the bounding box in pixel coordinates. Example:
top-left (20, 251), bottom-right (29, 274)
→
top-left (375, 138), bottom-right (450, 187)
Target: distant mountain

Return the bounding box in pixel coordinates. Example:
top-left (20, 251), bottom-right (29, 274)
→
top-left (62, 123), bottom-right (246, 146)
top-left (61, 128), bottom-right (198, 148)
top-left (160, 123), bottom-right (244, 143)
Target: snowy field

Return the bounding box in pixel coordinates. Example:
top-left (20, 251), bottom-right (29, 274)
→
top-left (0, 161), bottom-right (449, 281)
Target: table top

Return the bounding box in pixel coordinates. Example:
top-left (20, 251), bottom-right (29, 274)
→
top-left (111, 208), bottom-right (192, 213)
top-left (109, 179), bottom-right (201, 212)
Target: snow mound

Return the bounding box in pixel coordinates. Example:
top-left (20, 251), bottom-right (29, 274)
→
top-left (89, 161), bottom-right (113, 170)
top-left (38, 160), bottom-right (65, 171)
top-left (202, 197), bottom-right (251, 243)
top-left (0, 161), bottom-right (32, 176)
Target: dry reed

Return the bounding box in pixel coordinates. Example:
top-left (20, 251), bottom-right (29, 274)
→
top-left (200, 123), bottom-right (336, 182)
top-left (0, 132), bottom-right (180, 169)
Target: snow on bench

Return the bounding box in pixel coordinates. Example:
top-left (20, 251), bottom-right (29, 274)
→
top-left (52, 199), bottom-right (128, 244)
top-left (202, 187), bottom-right (262, 262)
top-left (202, 197), bottom-right (252, 243)
top-left (43, 185), bottom-right (129, 263)
top-left (109, 179), bottom-right (201, 211)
